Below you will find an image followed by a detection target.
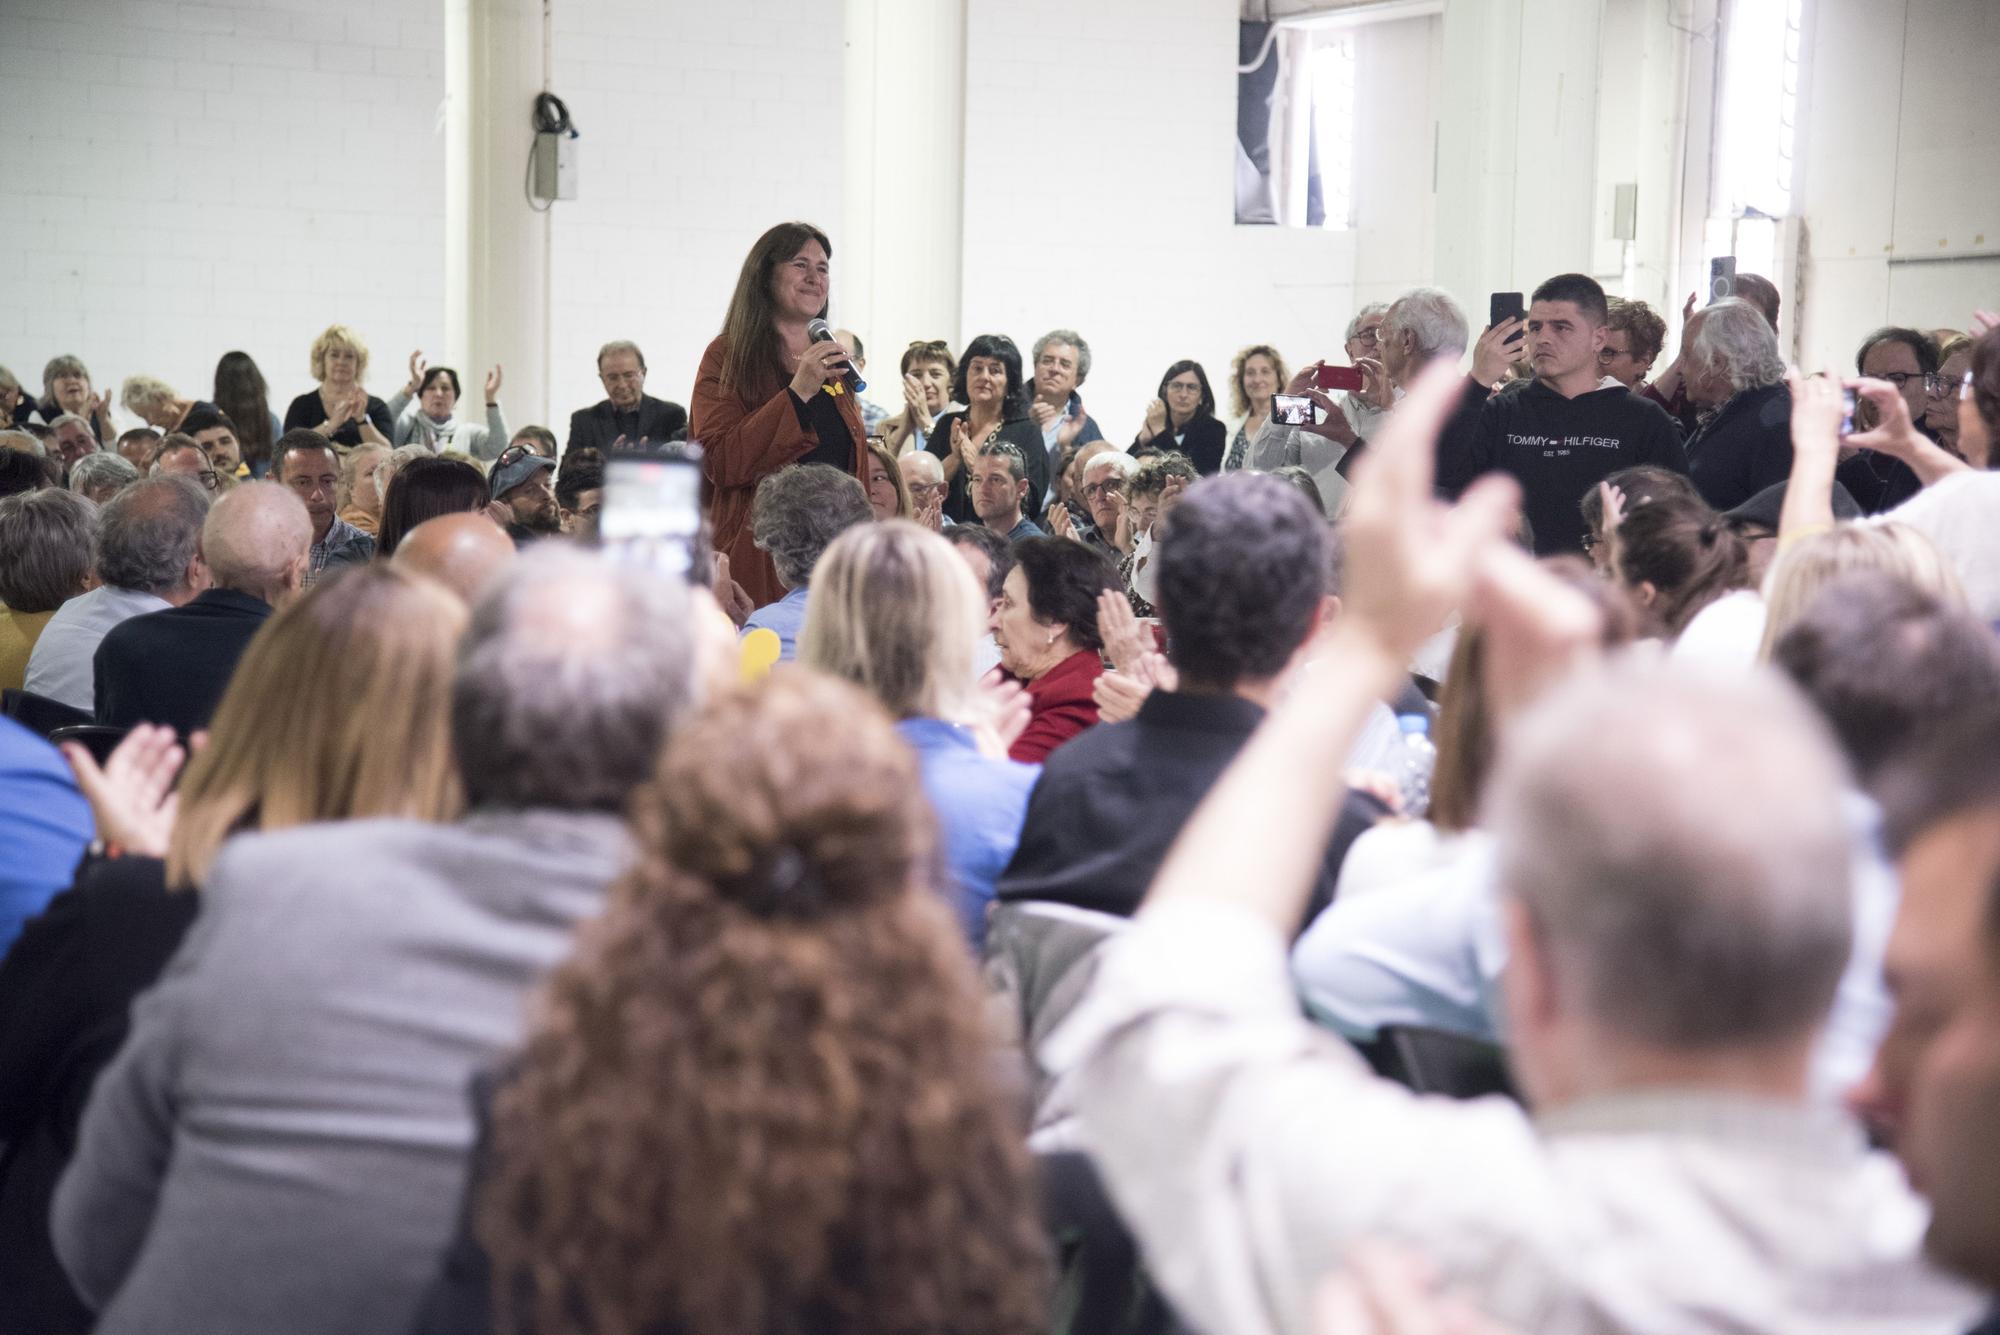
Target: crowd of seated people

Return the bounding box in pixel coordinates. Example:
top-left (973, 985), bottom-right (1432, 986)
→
top-left (3, 238), bottom-right (2000, 1335)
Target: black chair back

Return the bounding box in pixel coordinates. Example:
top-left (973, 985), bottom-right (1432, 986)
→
top-left (1375, 1025), bottom-right (1520, 1102)
top-left (2, 688), bottom-right (93, 738)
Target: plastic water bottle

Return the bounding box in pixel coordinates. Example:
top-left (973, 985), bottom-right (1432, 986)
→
top-left (1395, 713), bottom-right (1436, 819)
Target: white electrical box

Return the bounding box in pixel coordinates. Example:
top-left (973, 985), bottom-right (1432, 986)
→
top-left (531, 133), bottom-right (577, 202)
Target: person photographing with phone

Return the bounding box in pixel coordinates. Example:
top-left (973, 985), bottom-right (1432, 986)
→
top-left (1436, 272), bottom-right (1686, 556)
top-left (690, 221), bottom-right (871, 609)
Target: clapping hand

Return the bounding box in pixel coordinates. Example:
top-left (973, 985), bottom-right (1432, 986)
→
top-left (1097, 590), bottom-right (1156, 675)
top-left (1029, 399), bottom-right (1059, 430)
top-left (915, 491), bottom-right (944, 533)
top-left (62, 724), bottom-right (196, 858)
top-left (971, 671), bottom-right (1033, 758)
top-left (1142, 397), bottom-right (1168, 439)
top-left (484, 365), bottom-right (503, 400)
top-left (406, 349), bottom-right (427, 394)
top-left (712, 553), bottom-right (755, 628)
top-left (1056, 400), bottom-right (1088, 449)
top-left (1597, 481), bottom-right (1628, 535)
top-left (1048, 504), bottom-right (1077, 541)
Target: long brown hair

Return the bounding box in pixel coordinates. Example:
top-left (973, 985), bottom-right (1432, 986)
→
top-left (719, 221), bottom-right (832, 403)
top-left (165, 564), bottom-right (466, 885)
top-left (478, 672), bottom-right (1050, 1335)
top-left (1613, 494), bottom-right (1751, 638)
top-left (213, 351), bottom-right (274, 466)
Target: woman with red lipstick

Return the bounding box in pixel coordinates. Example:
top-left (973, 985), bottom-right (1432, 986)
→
top-left (691, 221), bottom-right (870, 608)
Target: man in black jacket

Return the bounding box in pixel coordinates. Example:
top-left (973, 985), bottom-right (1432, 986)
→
top-left (94, 481), bottom-right (311, 736)
top-left (1439, 272), bottom-right (1685, 554)
top-left (995, 472), bottom-right (1387, 933)
top-left (1680, 298), bottom-right (1794, 511)
top-left (565, 340), bottom-right (687, 454)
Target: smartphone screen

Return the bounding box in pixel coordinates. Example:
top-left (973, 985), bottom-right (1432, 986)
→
top-left (1272, 393), bottom-right (1315, 425)
top-left (1312, 364), bottom-right (1366, 393)
top-left (601, 449), bottom-right (705, 583)
top-left (1710, 256), bottom-right (1737, 303)
top-left (1489, 292), bottom-right (1526, 335)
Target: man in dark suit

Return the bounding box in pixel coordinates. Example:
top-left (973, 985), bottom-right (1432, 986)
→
top-left (565, 340), bottom-right (688, 454)
top-left (94, 481), bottom-right (312, 737)
top-left (995, 472), bottom-right (1387, 934)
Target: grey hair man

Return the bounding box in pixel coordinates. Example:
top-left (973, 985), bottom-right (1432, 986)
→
top-left (1378, 287), bottom-right (1470, 391)
top-left (54, 547), bottom-right (710, 1335)
top-left (0, 488), bottom-right (97, 689)
top-left (47, 413), bottom-right (101, 479)
top-left (1062, 657), bottom-right (1983, 1333)
top-left (567, 338), bottom-right (688, 453)
top-left (897, 447), bottom-right (948, 519)
top-left (1030, 329), bottom-right (1105, 459)
top-left (25, 475), bottom-right (210, 711)
top-left (67, 451), bottom-right (139, 505)
top-left (93, 482), bottom-right (313, 735)
top-left (743, 462), bottom-right (876, 661)
top-left (1681, 297), bottom-right (1794, 511)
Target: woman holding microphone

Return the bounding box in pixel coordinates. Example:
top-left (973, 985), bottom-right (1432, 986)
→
top-left (691, 221), bottom-right (868, 608)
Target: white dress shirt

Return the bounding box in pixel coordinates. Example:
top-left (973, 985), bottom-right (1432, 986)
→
top-left (1051, 898), bottom-right (1980, 1335)
top-left (23, 585), bottom-right (171, 712)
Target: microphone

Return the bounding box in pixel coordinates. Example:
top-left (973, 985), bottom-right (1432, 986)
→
top-left (805, 318), bottom-right (867, 394)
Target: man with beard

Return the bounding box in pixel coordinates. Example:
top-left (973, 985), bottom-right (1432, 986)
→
top-left (488, 447), bottom-right (562, 547)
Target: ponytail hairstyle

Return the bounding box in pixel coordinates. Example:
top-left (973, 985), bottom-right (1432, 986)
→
top-left (1612, 493), bottom-right (1751, 638)
top-left (478, 671), bottom-right (1051, 1335)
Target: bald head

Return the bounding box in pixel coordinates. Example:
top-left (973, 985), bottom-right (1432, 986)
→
top-left (202, 481), bottom-right (313, 604)
top-left (1492, 661), bottom-right (1853, 1056)
top-left (391, 511), bottom-right (516, 605)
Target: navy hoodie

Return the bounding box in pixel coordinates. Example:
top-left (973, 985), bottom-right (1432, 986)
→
top-left (1437, 377), bottom-right (1687, 554)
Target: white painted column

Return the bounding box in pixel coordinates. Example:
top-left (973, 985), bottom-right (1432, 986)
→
top-left (840, 0), bottom-right (966, 379)
top-left (445, 0), bottom-right (553, 428)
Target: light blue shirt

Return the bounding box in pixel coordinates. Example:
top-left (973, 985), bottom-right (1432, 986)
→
top-left (24, 584), bottom-right (172, 712)
top-left (740, 585), bottom-right (810, 661)
top-left (1290, 793), bottom-right (1897, 1105)
top-left (896, 718), bottom-right (1039, 948)
top-left (0, 716), bottom-right (94, 952)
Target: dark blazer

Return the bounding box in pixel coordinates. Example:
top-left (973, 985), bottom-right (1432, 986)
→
top-left (565, 395), bottom-right (688, 455)
top-left (0, 855), bottom-right (199, 1335)
top-left (1135, 415), bottom-right (1228, 475)
top-left (93, 587), bottom-right (272, 736)
top-left (927, 410), bottom-right (1049, 525)
top-left (1685, 382), bottom-right (1794, 512)
top-left (282, 391), bottom-right (394, 448)
top-left (996, 689), bottom-right (1387, 932)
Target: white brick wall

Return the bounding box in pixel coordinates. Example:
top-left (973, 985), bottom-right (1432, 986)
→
top-left (0, 0), bottom-right (445, 432)
top-left (957, 0), bottom-right (1420, 443)
top-left (544, 0), bottom-right (845, 436)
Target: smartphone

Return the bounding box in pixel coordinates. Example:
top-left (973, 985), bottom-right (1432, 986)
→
top-left (601, 446), bottom-right (706, 583)
top-left (1272, 393), bottom-right (1315, 425)
top-left (1312, 364), bottom-right (1366, 393)
top-left (1840, 387), bottom-right (1857, 437)
top-left (1489, 292), bottom-right (1526, 344)
top-left (1710, 255), bottom-right (1737, 303)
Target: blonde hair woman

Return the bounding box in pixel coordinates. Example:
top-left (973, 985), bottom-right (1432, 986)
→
top-left (799, 520), bottom-right (1033, 946)
top-left (0, 565), bottom-right (464, 1323)
top-left (1758, 521), bottom-right (1965, 661)
top-left (282, 324), bottom-right (393, 449)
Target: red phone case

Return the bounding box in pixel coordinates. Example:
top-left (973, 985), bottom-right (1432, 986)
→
top-left (1313, 364), bottom-right (1366, 393)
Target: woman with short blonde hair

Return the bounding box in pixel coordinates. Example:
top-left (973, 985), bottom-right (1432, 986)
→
top-left (1758, 521), bottom-right (1965, 662)
top-left (0, 564), bottom-right (465, 1321)
top-left (283, 323), bottom-right (393, 449)
top-left (800, 521), bottom-right (1035, 944)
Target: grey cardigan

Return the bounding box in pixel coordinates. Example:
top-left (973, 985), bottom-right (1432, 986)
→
top-left (52, 809), bottom-right (632, 1335)
top-left (386, 389), bottom-right (510, 459)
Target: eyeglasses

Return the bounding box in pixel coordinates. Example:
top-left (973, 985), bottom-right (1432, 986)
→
top-left (1349, 328), bottom-right (1382, 345)
top-left (906, 480), bottom-right (945, 498)
top-left (1165, 381), bottom-right (1202, 394)
top-left (494, 444), bottom-right (540, 470)
top-left (1876, 370), bottom-right (1954, 395)
top-left (194, 470), bottom-right (219, 491)
top-left (906, 339), bottom-right (950, 353)
top-left (1082, 480), bottom-right (1125, 499)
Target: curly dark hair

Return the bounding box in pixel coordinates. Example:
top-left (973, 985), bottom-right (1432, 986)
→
top-left (951, 333), bottom-right (1030, 421)
top-left (477, 671), bottom-right (1052, 1335)
top-left (1011, 535), bottom-right (1121, 652)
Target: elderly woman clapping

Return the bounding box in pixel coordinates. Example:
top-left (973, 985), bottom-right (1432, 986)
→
top-left (387, 351), bottom-right (508, 459)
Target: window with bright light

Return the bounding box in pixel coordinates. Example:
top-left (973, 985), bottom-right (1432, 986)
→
top-left (1235, 24), bottom-right (1356, 229)
top-left (1713, 0), bottom-right (1803, 219)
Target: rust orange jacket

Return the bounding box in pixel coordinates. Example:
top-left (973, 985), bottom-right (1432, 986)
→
top-left (689, 334), bottom-right (867, 608)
